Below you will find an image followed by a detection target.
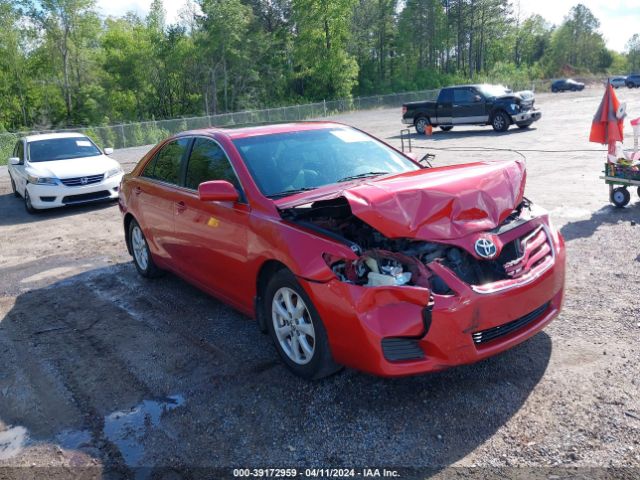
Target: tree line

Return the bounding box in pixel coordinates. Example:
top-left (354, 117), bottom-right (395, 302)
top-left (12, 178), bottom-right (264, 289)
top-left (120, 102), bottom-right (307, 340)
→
top-left (1, 0), bottom-right (639, 132)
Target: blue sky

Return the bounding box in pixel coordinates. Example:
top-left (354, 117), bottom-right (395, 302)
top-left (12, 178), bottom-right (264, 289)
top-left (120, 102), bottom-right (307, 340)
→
top-left (95, 0), bottom-right (639, 53)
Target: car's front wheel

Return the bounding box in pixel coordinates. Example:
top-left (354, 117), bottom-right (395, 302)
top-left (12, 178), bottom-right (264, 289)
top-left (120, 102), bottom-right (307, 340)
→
top-left (491, 111), bottom-right (510, 132)
top-left (128, 219), bottom-right (162, 278)
top-left (265, 269), bottom-right (340, 379)
top-left (10, 177), bottom-right (18, 198)
top-left (24, 189), bottom-right (37, 214)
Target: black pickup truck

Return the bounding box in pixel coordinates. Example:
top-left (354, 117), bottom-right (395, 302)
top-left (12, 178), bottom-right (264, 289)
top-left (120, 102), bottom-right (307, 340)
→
top-left (402, 84), bottom-right (541, 134)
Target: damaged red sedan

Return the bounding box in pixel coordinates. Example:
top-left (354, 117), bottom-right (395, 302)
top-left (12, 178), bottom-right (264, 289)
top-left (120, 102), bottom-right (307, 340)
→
top-left (119, 122), bottom-right (565, 379)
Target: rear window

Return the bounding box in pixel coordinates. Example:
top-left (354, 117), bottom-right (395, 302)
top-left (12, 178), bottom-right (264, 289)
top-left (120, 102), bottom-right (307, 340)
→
top-left (28, 137), bottom-right (102, 162)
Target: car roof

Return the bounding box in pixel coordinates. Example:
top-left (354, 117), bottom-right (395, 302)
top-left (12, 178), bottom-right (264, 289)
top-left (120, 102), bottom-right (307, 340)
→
top-left (179, 121), bottom-right (349, 140)
top-left (23, 132), bottom-right (88, 143)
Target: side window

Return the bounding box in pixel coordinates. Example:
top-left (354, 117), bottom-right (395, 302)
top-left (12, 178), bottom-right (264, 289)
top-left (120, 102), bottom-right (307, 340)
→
top-left (453, 88), bottom-right (474, 103)
top-left (185, 138), bottom-right (242, 193)
top-left (13, 141), bottom-right (24, 162)
top-left (439, 88), bottom-right (453, 103)
top-left (143, 138), bottom-right (190, 185)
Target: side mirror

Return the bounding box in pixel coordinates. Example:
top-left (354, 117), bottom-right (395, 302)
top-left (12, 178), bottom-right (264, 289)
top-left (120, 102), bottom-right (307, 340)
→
top-left (198, 180), bottom-right (239, 202)
top-left (104, 148), bottom-right (114, 155)
top-left (8, 157), bottom-right (20, 165)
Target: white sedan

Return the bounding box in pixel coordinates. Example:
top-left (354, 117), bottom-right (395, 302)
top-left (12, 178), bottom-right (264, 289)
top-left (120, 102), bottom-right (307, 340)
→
top-left (8, 132), bottom-right (123, 213)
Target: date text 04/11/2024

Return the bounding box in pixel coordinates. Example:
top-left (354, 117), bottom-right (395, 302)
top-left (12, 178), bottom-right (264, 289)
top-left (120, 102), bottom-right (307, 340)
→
top-left (232, 468), bottom-right (400, 478)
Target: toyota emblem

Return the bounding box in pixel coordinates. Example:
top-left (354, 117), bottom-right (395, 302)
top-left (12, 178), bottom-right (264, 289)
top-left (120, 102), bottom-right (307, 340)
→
top-left (474, 238), bottom-right (497, 259)
top-left (80, 177), bottom-right (88, 185)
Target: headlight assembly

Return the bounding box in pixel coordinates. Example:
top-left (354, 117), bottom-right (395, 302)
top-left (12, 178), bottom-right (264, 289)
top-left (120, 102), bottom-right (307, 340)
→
top-left (105, 167), bottom-right (123, 178)
top-left (27, 175), bottom-right (59, 185)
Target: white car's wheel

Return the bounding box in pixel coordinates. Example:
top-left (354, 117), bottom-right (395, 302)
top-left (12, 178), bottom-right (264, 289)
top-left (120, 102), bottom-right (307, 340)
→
top-left (24, 189), bottom-right (37, 214)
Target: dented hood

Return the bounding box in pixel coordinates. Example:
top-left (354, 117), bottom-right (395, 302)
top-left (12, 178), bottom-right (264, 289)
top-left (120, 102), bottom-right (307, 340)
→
top-left (278, 159), bottom-right (527, 241)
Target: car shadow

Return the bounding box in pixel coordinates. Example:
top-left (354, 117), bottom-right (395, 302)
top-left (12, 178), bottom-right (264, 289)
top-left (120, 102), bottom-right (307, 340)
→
top-left (390, 126), bottom-right (537, 142)
top-left (0, 263), bottom-right (553, 475)
top-left (560, 202), bottom-right (640, 242)
top-left (0, 192), bottom-right (118, 226)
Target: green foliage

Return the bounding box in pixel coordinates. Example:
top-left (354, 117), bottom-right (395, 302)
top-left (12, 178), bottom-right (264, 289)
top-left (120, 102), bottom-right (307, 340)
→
top-left (0, 0), bottom-right (634, 137)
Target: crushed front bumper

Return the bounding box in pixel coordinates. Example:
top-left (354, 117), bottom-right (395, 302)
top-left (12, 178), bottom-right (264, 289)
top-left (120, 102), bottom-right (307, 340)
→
top-left (512, 109), bottom-right (542, 124)
top-left (301, 226), bottom-right (565, 377)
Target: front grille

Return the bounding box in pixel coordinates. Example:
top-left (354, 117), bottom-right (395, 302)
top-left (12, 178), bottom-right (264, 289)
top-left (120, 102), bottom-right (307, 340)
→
top-left (60, 174), bottom-right (104, 187)
top-left (472, 302), bottom-right (549, 345)
top-left (502, 226), bottom-right (552, 279)
top-left (381, 338), bottom-right (425, 362)
top-left (62, 190), bottom-right (110, 205)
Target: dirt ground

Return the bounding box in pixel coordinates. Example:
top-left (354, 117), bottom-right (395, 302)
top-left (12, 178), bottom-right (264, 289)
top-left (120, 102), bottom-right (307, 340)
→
top-left (0, 88), bottom-right (639, 479)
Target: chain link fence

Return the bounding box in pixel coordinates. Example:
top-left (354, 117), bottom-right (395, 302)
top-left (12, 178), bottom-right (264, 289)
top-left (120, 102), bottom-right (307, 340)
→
top-left (0, 89), bottom-right (441, 164)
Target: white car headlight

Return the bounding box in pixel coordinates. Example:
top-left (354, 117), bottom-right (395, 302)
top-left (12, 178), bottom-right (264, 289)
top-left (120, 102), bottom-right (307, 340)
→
top-left (105, 167), bottom-right (123, 178)
top-left (27, 175), bottom-right (59, 186)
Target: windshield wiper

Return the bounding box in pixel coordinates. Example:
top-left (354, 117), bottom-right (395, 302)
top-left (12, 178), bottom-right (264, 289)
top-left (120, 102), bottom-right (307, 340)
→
top-left (337, 171), bottom-right (390, 183)
top-left (267, 187), bottom-right (317, 199)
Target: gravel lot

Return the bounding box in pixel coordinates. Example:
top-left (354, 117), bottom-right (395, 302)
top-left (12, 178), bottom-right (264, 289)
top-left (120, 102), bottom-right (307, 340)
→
top-left (0, 88), bottom-right (639, 478)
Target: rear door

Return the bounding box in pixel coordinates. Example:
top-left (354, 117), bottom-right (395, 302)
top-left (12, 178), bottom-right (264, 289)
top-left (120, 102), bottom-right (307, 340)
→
top-left (133, 138), bottom-right (191, 264)
top-left (435, 88), bottom-right (453, 124)
top-left (171, 137), bottom-right (251, 306)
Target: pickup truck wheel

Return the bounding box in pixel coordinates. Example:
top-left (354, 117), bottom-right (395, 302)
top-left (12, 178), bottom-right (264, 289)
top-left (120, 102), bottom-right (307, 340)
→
top-left (440, 126), bottom-right (453, 131)
top-left (414, 117), bottom-right (429, 135)
top-left (491, 111), bottom-right (510, 132)
top-left (551, 87), bottom-right (558, 93)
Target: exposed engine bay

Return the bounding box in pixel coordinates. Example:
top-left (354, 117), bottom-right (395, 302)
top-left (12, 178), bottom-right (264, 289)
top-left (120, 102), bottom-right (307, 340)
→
top-left (281, 197), bottom-right (536, 294)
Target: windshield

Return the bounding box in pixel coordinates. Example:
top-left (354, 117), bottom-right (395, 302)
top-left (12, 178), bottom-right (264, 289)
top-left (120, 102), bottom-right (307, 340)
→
top-left (479, 84), bottom-right (511, 97)
top-left (232, 127), bottom-right (419, 198)
top-left (28, 137), bottom-right (102, 162)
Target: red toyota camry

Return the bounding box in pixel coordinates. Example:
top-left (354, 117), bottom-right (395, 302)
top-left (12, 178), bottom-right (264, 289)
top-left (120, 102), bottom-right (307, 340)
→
top-left (119, 122), bottom-right (565, 379)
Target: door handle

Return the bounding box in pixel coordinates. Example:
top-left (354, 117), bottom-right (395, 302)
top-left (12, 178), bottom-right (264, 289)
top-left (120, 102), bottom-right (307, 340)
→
top-left (176, 201), bottom-right (187, 213)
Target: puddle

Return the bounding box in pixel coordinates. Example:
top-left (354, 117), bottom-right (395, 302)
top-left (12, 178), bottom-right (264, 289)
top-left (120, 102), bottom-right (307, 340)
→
top-left (103, 394), bottom-right (185, 467)
top-left (55, 429), bottom-right (92, 450)
top-left (0, 426), bottom-right (28, 460)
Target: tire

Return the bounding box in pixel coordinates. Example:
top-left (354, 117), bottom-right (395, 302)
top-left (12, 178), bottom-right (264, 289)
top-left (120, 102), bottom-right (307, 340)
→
top-left (627, 82), bottom-right (633, 89)
top-left (611, 187), bottom-right (630, 208)
top-left (551, 87), bottom-right (558, 93)
top-left (414, 116), bottom-right (429, 135)
top-left (24, 189), bottom-right (37, 214)
top-left (637, 187), bottom-right (640, 199)
top-left (517, 121), bottom-right (533, 129)
top-left (10, 177), bottom-right (18, 198)
top-left (440, 125), bottom-right (453, 131)
top-left (264, 269), bottom-right (341, 380)
top-left (128, 219), bottom-right (162, 278)
top-left (491, 111), bottom-right (510, 132)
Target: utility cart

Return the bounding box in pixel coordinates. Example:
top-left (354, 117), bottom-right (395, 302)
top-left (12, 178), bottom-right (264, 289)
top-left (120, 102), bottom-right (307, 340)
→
top-left (600, 163), bottom-right (640, 208)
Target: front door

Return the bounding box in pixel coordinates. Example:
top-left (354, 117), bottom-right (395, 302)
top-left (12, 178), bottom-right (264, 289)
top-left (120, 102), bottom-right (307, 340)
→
top-left (172, 137), bottom-right (251, 307)
top-left (452, 87), bottom-right (488, 124)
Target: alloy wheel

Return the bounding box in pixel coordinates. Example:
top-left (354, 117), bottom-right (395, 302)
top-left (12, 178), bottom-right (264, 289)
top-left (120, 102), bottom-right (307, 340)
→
top-left (131, 224), bottom-right (149, 271)
top-left (271, 287), bottom-right (316, 365)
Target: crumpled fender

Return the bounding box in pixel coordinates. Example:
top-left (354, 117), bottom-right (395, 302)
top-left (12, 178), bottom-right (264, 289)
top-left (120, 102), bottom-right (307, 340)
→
top-left (343, 159), bottom-right (526, 241)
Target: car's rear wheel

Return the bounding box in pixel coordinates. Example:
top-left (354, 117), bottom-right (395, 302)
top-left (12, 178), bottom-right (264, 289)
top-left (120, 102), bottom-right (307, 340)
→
top-left (265, 269), bottom-right (340, 379)
top-left (551, 87), bottom-right (558, 93)
top-left (24, 190), bottom-right (37, 214)
top-left (10, 178), bottom-right (18, 197)
top-left (414, 116), bottom-right (429, 135)
top-left (440, 125), bottom-right (453, 131)
top-left (491, 111), bottom-right (510, 132)
top-left (129, 219), bottom-right (162, 278)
